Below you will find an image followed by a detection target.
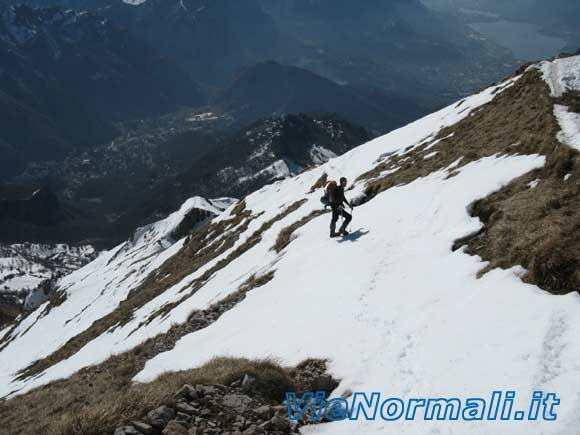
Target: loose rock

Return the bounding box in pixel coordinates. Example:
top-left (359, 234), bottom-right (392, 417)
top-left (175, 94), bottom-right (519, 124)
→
top-left (148, 405), bottom-right (176, 428)
top-left (131, 421), bottom-right (156, 435)
top-left (162, 420), bottom-right (188, 435)
top-left (114, 427), bottom-right (141, 435)
top-left (253, 405), bottom-right (273, 419)
top-left (176, 402), bottom-right (197, 415)
top-left (222, 394), bottom-right (253, 414)
top-left (175, 384), bottom-right (199, 401)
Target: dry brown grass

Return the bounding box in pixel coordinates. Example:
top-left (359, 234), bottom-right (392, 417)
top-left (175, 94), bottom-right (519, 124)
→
top-left (0, 304), bottom-right (19, 327)
top-left (273, 210), bottom-right (327, 253)
top-left (309, 173), bottom-right (328, 193)
top-left (144, 198), bottom-right (308, 323)
top-left (0, 356), bottom-right (292, 435)
top-left (20, 198), bottom-right (306, 381)
top-left (465, 145), bottom-right (580, 294)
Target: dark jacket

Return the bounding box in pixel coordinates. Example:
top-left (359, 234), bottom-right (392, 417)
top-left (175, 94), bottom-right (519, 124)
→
top-left (331, 185), bottom-right (349, 208)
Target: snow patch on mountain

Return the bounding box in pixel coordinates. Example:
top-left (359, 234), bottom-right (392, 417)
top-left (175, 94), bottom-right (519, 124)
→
top-left (310, 145), bottom-right (337, 165)
top-left (238, 160), bottom-right (295, 185)
top-left (540, 55), bottom-right (580, 97)
top-left (0, 243), bottom-right (96, 306)
top-left (554, 105), bottom-right (580, 151)
top-left (540, 56), bottom-right (580, 154)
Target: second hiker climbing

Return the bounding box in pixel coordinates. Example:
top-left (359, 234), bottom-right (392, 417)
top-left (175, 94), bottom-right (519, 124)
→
top-left (328, 177), bottom-right (353, 238)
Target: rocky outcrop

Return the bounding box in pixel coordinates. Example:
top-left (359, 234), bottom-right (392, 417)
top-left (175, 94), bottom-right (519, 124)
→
top-left (114, 360), bottom-right (338, 435)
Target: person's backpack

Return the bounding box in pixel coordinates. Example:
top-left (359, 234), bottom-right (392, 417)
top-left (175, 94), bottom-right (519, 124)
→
top-left (320, 180), bottom-right (337, 207)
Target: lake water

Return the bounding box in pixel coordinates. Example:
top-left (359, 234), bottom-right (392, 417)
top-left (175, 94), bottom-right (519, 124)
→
top-left (469, 20), bottom-right (568, 61)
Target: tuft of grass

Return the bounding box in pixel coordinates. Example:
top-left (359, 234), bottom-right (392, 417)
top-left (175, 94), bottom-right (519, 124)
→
top-left (0, 304), bottom-right (19, 327)
top-left (556, 90), bottom-right (580, 113)
top-left (530, 237), bottom-right (580, 294)
top-left (309, 173), bottom-right (328, 193)
top-left (273, 210), bottom-right (327, 253)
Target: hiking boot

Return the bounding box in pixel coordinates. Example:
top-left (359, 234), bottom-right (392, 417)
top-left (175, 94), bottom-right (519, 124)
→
top-left (330, 232), bottom-right (339, 238)
top-left (340, 229), bottom-right (349, 236)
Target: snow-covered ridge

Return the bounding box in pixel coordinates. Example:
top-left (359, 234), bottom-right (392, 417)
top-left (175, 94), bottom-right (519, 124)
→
top-left (127, 196), bottom-right (232, 249)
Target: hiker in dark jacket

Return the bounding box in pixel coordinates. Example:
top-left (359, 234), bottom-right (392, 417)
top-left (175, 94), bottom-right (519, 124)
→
top-left (330, 177), bottom-right (353, 237)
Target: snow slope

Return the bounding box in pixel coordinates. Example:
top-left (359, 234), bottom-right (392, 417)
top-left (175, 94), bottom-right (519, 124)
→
top-left (0, 196), bottom-right (231, 397)
top-left (142, 155), bottom-right (566, 435)
top-left (2, 57), bottom-right (580, 434)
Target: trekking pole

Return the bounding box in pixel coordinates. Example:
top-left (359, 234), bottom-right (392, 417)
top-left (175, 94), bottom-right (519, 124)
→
top-left (349, 206), bottom-right (353, 232)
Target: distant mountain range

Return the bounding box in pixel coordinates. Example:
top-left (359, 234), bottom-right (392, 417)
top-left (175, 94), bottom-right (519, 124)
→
top-left (175, 112), bottom-right (373, 199)
top-left (105, 0), bottom-right (283, 88)
top-left (0, 0), bottom-right (520, 247)
top-left (2, 112), bottom-right (371, 247)
top-left (4, 0), bottom-right (517, 99)
top-left (0, 4), bottom-right (206, 180)
top-left (101, 113), bottom-right (372, 245)
top-left (214, 61), bottom-right (424, 133)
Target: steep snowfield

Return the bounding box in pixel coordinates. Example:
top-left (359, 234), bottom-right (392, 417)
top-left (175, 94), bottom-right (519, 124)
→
top-left (2, 57), bottom-right (580, 434)
top-left (0, 196), bottom-right (231, 397)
